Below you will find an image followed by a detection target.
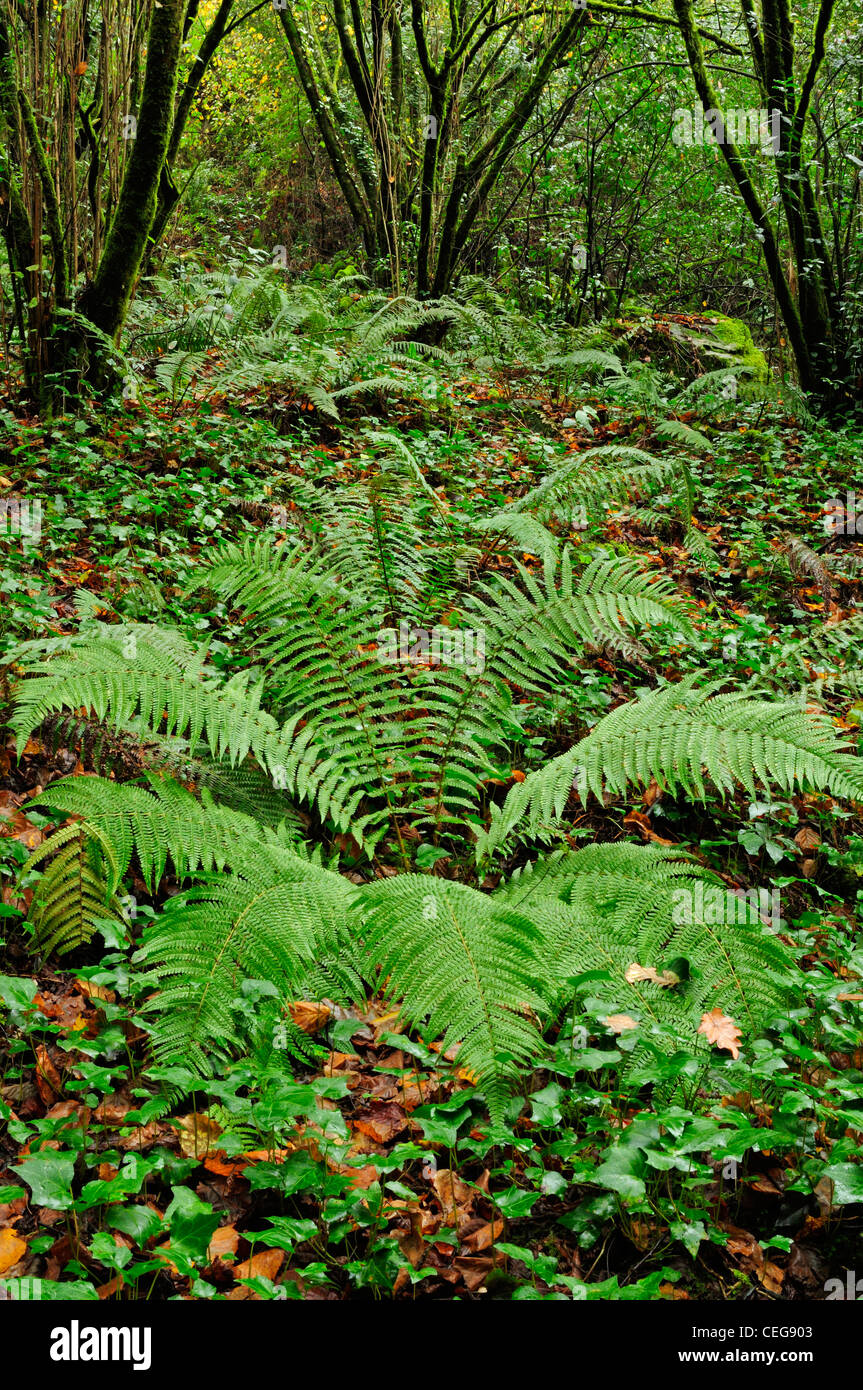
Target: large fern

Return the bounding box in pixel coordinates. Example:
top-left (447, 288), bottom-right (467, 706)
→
top-left (478, 673), bottom-right (863, 858)
top-left (359, 876), bottom-right (547, 1125)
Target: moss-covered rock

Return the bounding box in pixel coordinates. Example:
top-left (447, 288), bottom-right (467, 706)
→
top-left (605, 308), bottom-right (769, 394)
top-left (695, 312), bottom-right (769, 389)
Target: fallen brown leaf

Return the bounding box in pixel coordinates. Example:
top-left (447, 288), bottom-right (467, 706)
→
top-left (624, 963), bottom-right (680, 987)
top-left (623, 809), bottom-right (675, 846)
top-left (233, 1248), bottom-right (285, 1282)
top-left (207, 1224), bottom-right (240, 1262)
top-left (34, 1046), bottom-right (63, 1105)
top-left (354, 1102), bottom-right (408, 1144)
top-left (603, 1013), bottom-right (639, 1033)
top-left (698, 1008), bottom-right (742, 1059)
top-left (288, 1000), bottom-right (333, 1034)
top-left (175, 1112), bottom-right (222, 1160)
top-left (794, 826), bottom-right (821, 853)
top-left (0, 1228), bottom-right (27, 1274)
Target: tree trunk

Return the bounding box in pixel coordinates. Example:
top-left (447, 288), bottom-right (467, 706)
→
top-left (77, 0), bottom-right (186, 345)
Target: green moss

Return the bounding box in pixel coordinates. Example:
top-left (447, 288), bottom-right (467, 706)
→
top-left (703, 312), bottom-right (768, 387)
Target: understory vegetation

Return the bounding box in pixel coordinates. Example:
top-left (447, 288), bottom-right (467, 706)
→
top-left (0, 0), bottom-right (862, 1309)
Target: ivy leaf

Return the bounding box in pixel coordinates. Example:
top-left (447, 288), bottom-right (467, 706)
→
top-left (10, 1152), bottom-right (76, 1209)
top-left (821, 1163), bottom-right (863, 1206)
top-left (163, 1186), bottom-right (221, 1269)
top-left (594, 1145), bottom-right (647, 1198)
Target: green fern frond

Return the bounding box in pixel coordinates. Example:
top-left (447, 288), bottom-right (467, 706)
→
top-left (494, 842), bottom-right (790, 1065)
top-left (478, 674), bottom-right (863, 858)
top-left (136, 866), bottom-right (358, 1074)
top-left (25, 774), bottom-right (327, 894)
top-left (359, 875), bottom-right (547, 1125)
top-left (25, 824), bottom-right (128, 955)
top-left (653, 419), bottom-right (714, 452)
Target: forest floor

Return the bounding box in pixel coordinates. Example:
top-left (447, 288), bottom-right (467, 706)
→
top-left (1, 352), bottom-right (862, 1302)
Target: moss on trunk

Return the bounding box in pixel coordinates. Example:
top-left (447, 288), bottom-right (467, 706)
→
top-left (78, 0), bottom-right (186, 343)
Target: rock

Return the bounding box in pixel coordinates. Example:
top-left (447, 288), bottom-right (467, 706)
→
top-left (604, 308), bottom-right (769, 396)
top-left (671, 311), bottom-right (769, 393)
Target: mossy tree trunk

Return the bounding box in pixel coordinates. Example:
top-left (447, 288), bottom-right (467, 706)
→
top-left (77, 0), bottom-right (187, 345)
top-left (0, 0), bottom-right (241, 404)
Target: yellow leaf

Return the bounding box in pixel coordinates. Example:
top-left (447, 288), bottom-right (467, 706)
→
top-left (0, 1227), bottom-right (27, 1274)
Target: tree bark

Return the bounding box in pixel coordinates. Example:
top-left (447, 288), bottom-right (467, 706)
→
top-left (77, 0), bottom-right (186, 340)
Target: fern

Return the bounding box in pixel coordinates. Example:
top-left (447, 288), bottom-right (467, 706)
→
top-left (359, 876), bottom-right (547, 1125)
top-left (496, 842), bottom-right (790, 1046)
top-left (25, 824), bottom-right (128, 956)
top-left (478, 673), bottom-right (863, 858)
top-left (653, 419), bottom-right (714, 453)
top-left (135, 866), bottom-right (359, 1076)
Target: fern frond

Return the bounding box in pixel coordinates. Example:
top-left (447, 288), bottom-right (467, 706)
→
top-left (478, 674), bottom-right (863, 857)
top-left (25, 824), bottom-right (128, 955)
top-left (359, 876), bottom-right (546, 1125)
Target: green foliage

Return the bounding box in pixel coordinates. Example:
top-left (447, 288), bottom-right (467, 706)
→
top-left (24, 824), bottom-right (128, 956)
top-left (497, 842), bottom-right (790, 1059)
top-left (12, 532), bottom-right (688, 852)
top-left (360, 876), bottom-right (547, 1125)
top-left (479, 674), bottom-right (863, 858)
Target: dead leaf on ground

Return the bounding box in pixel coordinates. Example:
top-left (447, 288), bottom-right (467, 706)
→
top-left (354, 1102), bottom-right (408, 1144)
top-left (452, 1254), bottom-right (493, 1291)
top-left (233, 1247), bottom-right (285, 1282)
top-left (463, 1218), bottom-right (503, 1252)
top-left (624, 963), bottom-right (680, 987)
top-left (94, 1095), bottom-right (133, 1126)
top-left (698, 1008), bottom-right (742, 1059)
top-left (642, 778), bottom-right (662, 808)
top-left (794, 826), bottom-right (821, 853)
top-left (175, 1112), bottom-right (222, 1160)
top-left (207, 1225), bottom-right (240, 1262)
top-left (0, 1228), bottom-right (27, 1274)
top-left (603, 1013), bottom-right (639, 1033)
top-left (97, 1275), bottom-right (125, 1299)
top-left (288, 1000), bottom-right (333, 1034)
top-left (34, 1046), bottom-right (63, 1105)
top-left (75, 978), bottom-right (116, 1007)
top-left (118, 1120), bottom-right (164, 1152)
top-left (623, 809), bottom-right (675, 846)
top-left (396, 1212), bottom-right (425, 1268)
top-left (431, 1169), bottom-right (476, 1231)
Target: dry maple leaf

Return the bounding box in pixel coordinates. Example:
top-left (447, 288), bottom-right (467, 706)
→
top-left (698, 1008), bottom-right (742, 1059)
